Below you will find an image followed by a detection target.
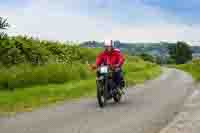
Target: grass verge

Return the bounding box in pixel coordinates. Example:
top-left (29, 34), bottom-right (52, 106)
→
top-left (0, 80), bottom-right (96, 114)
top-left (0, 58), bottom-right (161, 114)
top-left (175, 60), bottom-right (200, 81)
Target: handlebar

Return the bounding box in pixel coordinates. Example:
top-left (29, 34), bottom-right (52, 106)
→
top-left (97, 65), bottom-right (121, 72)
top-left (88, 62), bottom-right (121, 72)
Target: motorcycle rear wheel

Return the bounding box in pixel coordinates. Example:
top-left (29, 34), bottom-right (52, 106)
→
top-left (113, 91), bottom-right (121, 103)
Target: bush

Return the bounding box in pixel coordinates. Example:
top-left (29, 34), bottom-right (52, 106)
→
top-left (0, 36), bottom-right (99, 66)
top-left (0, 63), bottom-right (94, 89)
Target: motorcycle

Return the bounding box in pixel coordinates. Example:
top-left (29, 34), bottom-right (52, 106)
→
top-left (96, 64), bottom-right (125, 108)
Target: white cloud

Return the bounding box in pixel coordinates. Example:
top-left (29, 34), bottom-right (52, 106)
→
top-left (107, 24), bottom-right (200, 44)
top-left (0, 0), bottom-right (200, 45)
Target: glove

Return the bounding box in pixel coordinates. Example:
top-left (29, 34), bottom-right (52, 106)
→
top-left (89, 64), bottom-right (97, 70)
top-left (110, 64), bottom-right (120, 70)
top-left (109, 65), bottom-right (115, 70)
top-left (114, 64), bottom-right (120, 68)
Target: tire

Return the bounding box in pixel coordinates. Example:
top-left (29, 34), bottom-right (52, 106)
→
top-left (120, 80), bottom-right (125, 88)
top-left (96, 81), bottom-right (107, 108)
top-left (97, 89), bottom-right (105, 108)
top-left (113, 91), bottom-right (121, 103)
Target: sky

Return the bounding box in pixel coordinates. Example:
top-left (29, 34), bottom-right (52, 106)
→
top-left (0, 0), bottom-right (200, 44)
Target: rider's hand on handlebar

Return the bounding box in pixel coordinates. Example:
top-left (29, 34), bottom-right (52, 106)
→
top-left (110, 64), bottom-right (120, 70)
top-left (110, 65), bottom-right (115, 70)
top-left (89, 64), bottom-right (97, 71)
top-left (114, 64), bottom-right (120, 68)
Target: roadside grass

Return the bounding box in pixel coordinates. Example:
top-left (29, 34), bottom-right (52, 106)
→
top-left (0, 57), bottom-right (161, 114)
top-left (0, 80), bottom-right (96, 113)
top-left (124, 56), bottom-right (161, 84)
top-left (175, 60), bottom-right (200, 81)
top-left (0, 63), bottom-right (94, 90)
top-left (125, 66), bottom-right (161, 85)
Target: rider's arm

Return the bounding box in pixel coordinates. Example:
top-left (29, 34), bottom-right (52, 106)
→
top-left (96, 52), bottom-right (104, 67)
top-left (118, 53), bottom-right (125, 67)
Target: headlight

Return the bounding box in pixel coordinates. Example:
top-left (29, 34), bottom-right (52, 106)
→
top-left (100, 66), bottom-right (108, 74)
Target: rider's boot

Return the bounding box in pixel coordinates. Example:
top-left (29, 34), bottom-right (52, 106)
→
top-left (120, 77), bottom-right (125, 89)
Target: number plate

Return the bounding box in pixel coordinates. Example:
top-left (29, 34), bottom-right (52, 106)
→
top-left (100, 66), bottom-right (108, 74)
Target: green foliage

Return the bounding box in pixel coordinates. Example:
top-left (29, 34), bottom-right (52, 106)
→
top-left (0, 36), bottom-right (98, 66)
top-left (0, 17), bottom-right (9, 39)
top-left (166, 58), bottom-right (176, 64)
top-left (0, 17), bottom-right (9, 29)
top-left (0, 36), bottom-right (100, 89)
top-left (168, 41), bottom-right (192, 64)
top-left (0, 63), bottom-right (94, 90)
top-left (176, 41), bottom-right (192, 64)
top-left (176, 59), bottom-right (200, 81)
top-left (79, 48), bottom-right (102, 63)
top-left (0, 80), bottom-right (96, 113)
top-left (124, 57), bottom-right (161, 84)
top-left (139, 53), bottom-right (155, 63)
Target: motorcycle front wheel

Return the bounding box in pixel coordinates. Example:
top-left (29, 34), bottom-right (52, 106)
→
top-left (96, 81), bottom-right (107, 108)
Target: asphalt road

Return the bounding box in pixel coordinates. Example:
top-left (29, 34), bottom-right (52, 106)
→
top-left (0, 68), bottom-right (194, 133)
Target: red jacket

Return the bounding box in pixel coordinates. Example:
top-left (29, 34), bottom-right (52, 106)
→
top-left (96, 49), bottom-right (125, 67)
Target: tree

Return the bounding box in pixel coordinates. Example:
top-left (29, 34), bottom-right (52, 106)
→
top-left (0, 17), bottom-right (9, 29)
top-left (175, 41), bottom-right (192, 64)
top-left (168, 41), bottom-right (192, 64)
top-left (0, 17), bottom-right (9, 38)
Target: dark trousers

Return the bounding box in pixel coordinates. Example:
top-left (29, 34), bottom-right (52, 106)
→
top-left (96, 69), bottom-right (123, 91)
top-left (112, 70), bottom-right (122, 87)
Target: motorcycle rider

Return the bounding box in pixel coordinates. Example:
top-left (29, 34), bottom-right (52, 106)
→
top-left (90, 40), bottom-right (125, 90)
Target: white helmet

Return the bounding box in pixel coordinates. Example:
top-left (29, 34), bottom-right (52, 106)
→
top-left (104, 40), bottom-right (114, 47)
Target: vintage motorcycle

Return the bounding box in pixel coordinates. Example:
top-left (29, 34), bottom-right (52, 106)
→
top-left (96, 64), bottom-right (125, 108)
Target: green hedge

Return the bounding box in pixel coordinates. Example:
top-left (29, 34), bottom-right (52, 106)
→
top-left (0, 63), bottom-right (94, 90)
top-left (0, 36), bottom-right (101, 66)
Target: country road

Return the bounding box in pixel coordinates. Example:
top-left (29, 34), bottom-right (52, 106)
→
top-left (0, 68), bottom-right (195, 133)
